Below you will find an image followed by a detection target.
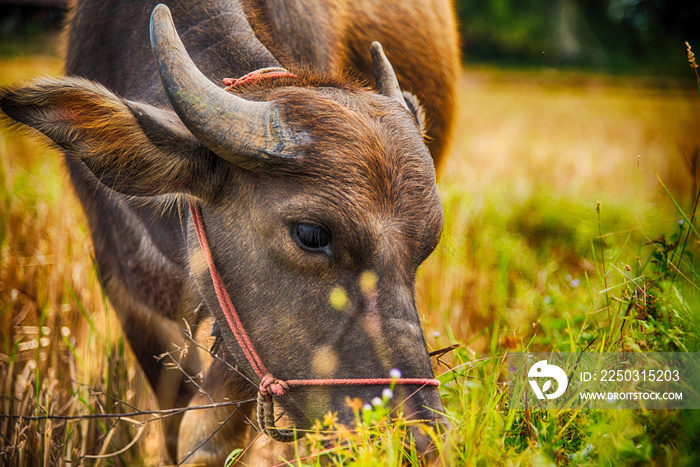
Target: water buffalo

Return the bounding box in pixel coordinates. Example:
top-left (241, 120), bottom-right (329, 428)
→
top-left (0, 0), bottom-right (458, 463)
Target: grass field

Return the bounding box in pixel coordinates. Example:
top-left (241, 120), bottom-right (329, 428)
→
top-left (1, 34), bottom-right (700, 465)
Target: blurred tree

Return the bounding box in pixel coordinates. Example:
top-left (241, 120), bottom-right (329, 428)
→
top-left (455, 0), bottom-right (700, 74)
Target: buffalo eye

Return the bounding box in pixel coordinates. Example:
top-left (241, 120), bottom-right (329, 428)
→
top-left (292, 223), bottom-right (331, 253)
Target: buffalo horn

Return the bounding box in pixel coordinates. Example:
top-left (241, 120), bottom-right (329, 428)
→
top-left (149, 4), bottom-right (302, 170)
top-left (370, 42), bottom-right (409, 111)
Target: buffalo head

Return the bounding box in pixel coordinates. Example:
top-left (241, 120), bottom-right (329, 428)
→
top-left (0, 2), bottom-right (446, 456)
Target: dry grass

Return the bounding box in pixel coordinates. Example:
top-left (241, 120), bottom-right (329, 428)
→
top-left (441, 69), bottom-right (700, 204)
top-left (1, 36), bottom-right (700, 465)
top-left (1, 49), bottom-right (167, 466)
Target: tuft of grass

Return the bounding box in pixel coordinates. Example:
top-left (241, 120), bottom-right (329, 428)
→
top-left (686, 42), bottom-right (700, 99)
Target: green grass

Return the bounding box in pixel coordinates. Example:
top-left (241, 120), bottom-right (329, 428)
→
top-left (2, 35), bottom-right (700, 465)
top-left (294, 179), bottom-right (700, 466)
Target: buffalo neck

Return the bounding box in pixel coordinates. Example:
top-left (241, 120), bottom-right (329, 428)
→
top-left (65, 0), bottom-right (282, 106)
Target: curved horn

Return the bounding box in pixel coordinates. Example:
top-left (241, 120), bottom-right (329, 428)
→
top-left (370, 42), bottom-right (409, 111)
top-left (150, 4), bottom-right (302, 169)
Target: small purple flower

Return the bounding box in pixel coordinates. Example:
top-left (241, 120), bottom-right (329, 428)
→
top-left (570, 279), bottom-right (580, 288)
top-left (371, 397), bottom-right (383, 407)
top-left (390, 368), bottom-right (402, 379)
top-left (363, 403), bottom-right (372, 412)
top-left (382, 388), bottom-right (394, 400)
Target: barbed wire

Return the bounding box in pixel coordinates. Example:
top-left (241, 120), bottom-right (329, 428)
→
top-left (0, 398), bottom-right (256, 422)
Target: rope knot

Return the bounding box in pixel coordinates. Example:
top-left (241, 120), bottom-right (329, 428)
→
top-left (260, 373), bottom-right (289, 399)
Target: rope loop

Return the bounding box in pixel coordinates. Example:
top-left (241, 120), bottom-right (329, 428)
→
top-left (257, 393), bottom-right (298, 442)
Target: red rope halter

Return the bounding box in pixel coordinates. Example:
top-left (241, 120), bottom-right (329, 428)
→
top-left (188, 69), bottom-right (440, 441)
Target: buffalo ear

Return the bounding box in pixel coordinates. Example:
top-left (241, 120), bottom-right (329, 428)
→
top-left (0, 76), bottom-right (222, 198)
top-left (401, 91), bottom-right (427, 137)
top-left (370, 42), bottom-right (427, 137)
